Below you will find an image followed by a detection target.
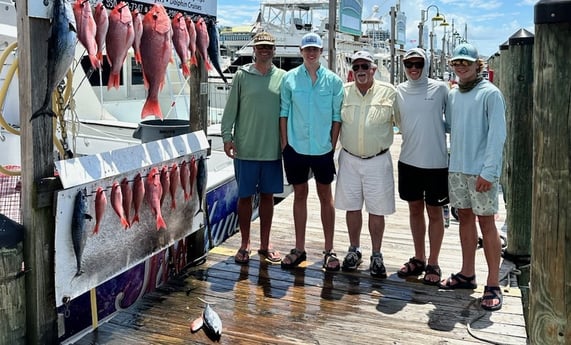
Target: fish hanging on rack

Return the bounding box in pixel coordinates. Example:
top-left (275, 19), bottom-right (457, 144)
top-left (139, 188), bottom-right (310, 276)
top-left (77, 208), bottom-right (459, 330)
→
top-left (206, 19), bottom-right (228, 84)
top-left (106, 1), bottom-right (135, 90)
top-left (92, 186), bottom-right (107, 235)
top-left (71, 188), bottom-right (92, 276)
top-left (172, 12), bottom-right (191, 77)
top-left (72, 0), bottom-right (100, 70)
top-left (194, 16), bottom-right (211, 71)
top-left (93, 2), bottom-right (108, 63)
top-left (185, 16), bottom-right (198, 66)
top-left (31, 0), bottom-right (77, 120)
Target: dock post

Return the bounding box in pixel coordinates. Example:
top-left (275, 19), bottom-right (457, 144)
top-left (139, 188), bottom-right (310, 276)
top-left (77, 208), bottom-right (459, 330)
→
top-left (504, 28), bottom-right (534, 330)
top-left (530, 1), bottom-right (571, 344)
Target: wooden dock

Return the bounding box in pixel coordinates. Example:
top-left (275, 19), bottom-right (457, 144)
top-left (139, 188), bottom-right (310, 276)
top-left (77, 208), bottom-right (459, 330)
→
top-left (72, 135), bottom-right (528, 345)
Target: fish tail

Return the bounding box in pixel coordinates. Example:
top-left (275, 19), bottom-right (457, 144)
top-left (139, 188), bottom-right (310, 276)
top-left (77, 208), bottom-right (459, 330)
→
top-left (107, 72), bottom-right (120, 90)
top-left (156, 214), bottom-right (167, 231)
top-left (204, 59), bottom-right (212, 71)
top-left (121, 217), bottom-right (130, 229)
top-left (171, 199), bottom-right (176, 209)
top-left (141, 99), bottom-right (163, 119)
top-left (134, 52), bottom-right (142, 65)
top-left (89, 54), bottom-right (101, 70)
top-left (92, 223), bottom-right (100, 235)
top-left (182, 62), bottom-right (190, 77)
top-left (190, 54), bottom-right (198, 66)
top-left (184, 191), bottom-right (189, 201)
top-left (131, 213), bottom-right (139, 225)
top-left (30, 107), bottom-right (56, 121)
top-left (97, 51), bottom-right (103, 63)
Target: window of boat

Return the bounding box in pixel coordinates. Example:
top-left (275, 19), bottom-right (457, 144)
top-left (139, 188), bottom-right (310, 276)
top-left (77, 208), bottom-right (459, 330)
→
top-left (131, 58), bottom-right (144, 85)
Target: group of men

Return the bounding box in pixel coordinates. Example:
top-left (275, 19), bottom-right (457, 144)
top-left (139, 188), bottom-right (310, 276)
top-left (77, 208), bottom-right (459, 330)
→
top-left (221, 31), bottom-right (506, 312)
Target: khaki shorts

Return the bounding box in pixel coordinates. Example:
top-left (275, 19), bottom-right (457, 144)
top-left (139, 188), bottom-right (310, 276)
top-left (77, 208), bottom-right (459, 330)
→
top-left (448, 172), bottom-right (499, 216)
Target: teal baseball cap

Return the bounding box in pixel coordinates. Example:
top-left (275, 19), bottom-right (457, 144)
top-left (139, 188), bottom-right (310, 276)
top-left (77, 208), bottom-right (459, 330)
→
top-left (300, 33), bottom-right (323, 49)
top-left (450, 43), bottom-right (479, 62)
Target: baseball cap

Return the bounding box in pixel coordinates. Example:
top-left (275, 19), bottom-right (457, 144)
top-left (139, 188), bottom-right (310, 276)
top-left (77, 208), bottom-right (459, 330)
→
top-left (403, 49), bottom-right (424, 61)
top-left (351, 51), bottom-right (374, 63)
top-left (450, 43), bottom-right (479, 62)
top-left (300, 33), bottom-right (323, 49)
top-left (253, 32), bottom-right (275, 46)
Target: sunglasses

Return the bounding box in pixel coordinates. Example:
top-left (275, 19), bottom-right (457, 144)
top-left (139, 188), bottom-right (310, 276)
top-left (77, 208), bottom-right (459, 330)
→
top-left (403, 61), bottom-right (424, 69)
top-left (450, 60), bottom-right (474, 67)
top-left (255, 44), bottom-right (274, 50)
top-left (351, 63), bottom-right (370, 71)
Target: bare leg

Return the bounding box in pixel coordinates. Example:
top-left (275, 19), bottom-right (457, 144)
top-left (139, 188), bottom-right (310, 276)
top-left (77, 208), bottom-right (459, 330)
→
top-left (293, 182), bottom-right (309, 251)
top-left (316, 181), bottom-right (335, 252)
top-left (368, 214), bottom-right (385, 253)
top-left (458, 208), bottom-right (478, 278)
top-left (237, 196), bottom-right (253, 251)
top-left (426, 204), bottom-right (444, 266)
top-left (408, 200), bottom-right (426, 261)
top-left (346, 210), bottom-right (362, 247)
top-left (258, 193), bottom-right (274, 251)
top-left (478, 214), bottom-right (502, 308)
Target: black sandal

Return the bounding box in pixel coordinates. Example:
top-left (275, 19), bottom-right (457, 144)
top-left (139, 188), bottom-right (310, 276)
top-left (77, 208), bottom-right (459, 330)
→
top-left (422, 264), bottom-right (441, 285)
top-left (438, 272), bottom-right (477, 289)
top-left (281, 248), bottom-right (306, 269)
top-left (397, 257), bottom-right (425, 277)
top-left (481, 286), bottom-right (503, 311)
top-left (323, 251), bottom-right (340, 271)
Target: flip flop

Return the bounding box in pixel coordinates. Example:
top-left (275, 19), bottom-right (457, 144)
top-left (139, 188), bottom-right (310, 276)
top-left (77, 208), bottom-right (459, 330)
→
top-left (234, 249), bottom-right (250, 265)
top-left (258, 249), bottom-right (282, 263)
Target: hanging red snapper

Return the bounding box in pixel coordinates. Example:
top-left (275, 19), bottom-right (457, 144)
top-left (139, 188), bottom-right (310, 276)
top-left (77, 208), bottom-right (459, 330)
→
top-left (120, 177), bottom-right (133, 228)
top-left (131, 9), bottom-right (143, 64)
top-left (73, 0), bottom-right (100, 70)
top-left (140, 4), bottom-right (172, 120)
top-left (131, 173), bottom-right (145, 225)
top-left (106, 2), bottom-right (134, 90)
top-left (180, 160), bottom-right (190, 201)
top-left (185, 16), bottom-right (197, 66)
top-left (194, 16), bottom-right (211, 71)
top-left (92, 186), bottom-right (107, 235)
top-left (169, 162), bottom-right (179, 209)
top-left (111, 181), bottom-right (129, 229)
top-left (172, 12), bottom-right (191, 77)
top-left (93, 2), bottom-right (108, 64)
top-left (145, 167), bottom-right (167, 230)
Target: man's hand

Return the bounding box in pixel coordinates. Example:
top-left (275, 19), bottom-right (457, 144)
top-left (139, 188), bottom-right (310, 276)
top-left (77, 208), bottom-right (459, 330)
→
top-left (475, 176), bottom-right (492, 193)
top-left (224, 141), bottom-right (236, 158)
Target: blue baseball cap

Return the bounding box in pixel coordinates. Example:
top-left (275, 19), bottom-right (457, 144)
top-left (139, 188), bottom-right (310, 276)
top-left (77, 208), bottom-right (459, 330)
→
top-left (300, 33), bottom-right (323, 49)
top-left (450, 43), bottom-right (479, 62)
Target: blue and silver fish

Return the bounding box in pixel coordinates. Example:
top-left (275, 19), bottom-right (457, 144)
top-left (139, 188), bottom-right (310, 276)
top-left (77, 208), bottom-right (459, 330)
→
top-left (31, 0), bottom-right (78, 120)
top-left (71, 188), bottom-right (92, 276)
top-left (206, 19), bottom-right (228, 84)
top-left (201, 300), bottom-right (222, 339)
top-left (195, 157), bottom-right (207, 214)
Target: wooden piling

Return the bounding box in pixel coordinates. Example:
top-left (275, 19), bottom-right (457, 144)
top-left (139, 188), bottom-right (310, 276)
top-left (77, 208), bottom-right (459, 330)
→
top-left (504, 28), bottom-right (534, 331)
top-left (16, 2), bottom-right (58, 344)
top-left (530, 1), bottom-right (571, 344)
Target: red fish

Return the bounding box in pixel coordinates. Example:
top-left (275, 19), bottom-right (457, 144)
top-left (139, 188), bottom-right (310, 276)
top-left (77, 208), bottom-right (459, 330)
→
top-left (180, 160), bottom-right (190, 201)
top-left (73, 0), bottom-right (100, 70)
top-left (131, 9), bottom-right (143, 64)
top-left (140, 4), bottom-right (172, 119)
top-left (111, 181), bottom-right (129, 229)
top-left (93, 186), bottom-right (107, 235)
top-left (194, 16), bottom-right (211, 70)
top-left (94, 2), bottom-right (108, 64)
top-left (145, 167), bottom-right (167, 230)
top-left (131, 173), bottom-right (145, 225)
top-left (189, 156), bottom-right (198, 197)
top-left (106, 2), bottom-right (135, 89)
top-left (169, 162), bottom-right (179, 209)
top-left (120, 177), bottom-right (132, 228)
top-left (185, 16), bottom-right (197, 66)
top-left (160, 165), bottom-right (170, 206)
top-left (172, 13), bottom-right (191, 76)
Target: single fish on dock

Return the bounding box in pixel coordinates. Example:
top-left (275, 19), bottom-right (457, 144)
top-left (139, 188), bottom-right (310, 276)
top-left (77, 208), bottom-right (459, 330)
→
top-left (31, 0), bottom-right (77, 120)
top-left (201, 299), bottom-right (222, 340)
top-left (71, 188), bottom-right (92, 276)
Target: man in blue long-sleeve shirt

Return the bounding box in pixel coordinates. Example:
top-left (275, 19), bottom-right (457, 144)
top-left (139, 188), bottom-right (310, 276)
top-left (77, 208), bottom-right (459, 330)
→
top-left (440, 43), bottom-right (506, 312)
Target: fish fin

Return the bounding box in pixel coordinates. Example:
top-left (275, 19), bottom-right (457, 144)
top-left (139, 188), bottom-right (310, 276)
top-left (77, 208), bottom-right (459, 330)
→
top-left (85, 214), bottom-right (93, 221)
top-left (97, 51), bottom-right (103, 63)
top-left (134, 52), bottom-right (142, 65)
top-left (131, 214), bottom-right (139, 225)
top-left (89, 54), bottom-right (101, 70)
top-left (156, 215), bottom-right (167, 231)
top-left (92, 224), bottom-right (100, 235)
top-left (204, 59), bottom-right (212, 71)
top-left (184, 191), bottom-right (189, 201)
top-left (141, 99), bottom-right (163, 120)
top-left (121, 217), bottom-right (130, 229)
top-left (30, 106), bottom-right (56, 121)
top-left (181, 62), bottom-right (190, 77)
top-left (107, 73), bottom-right (120, 90)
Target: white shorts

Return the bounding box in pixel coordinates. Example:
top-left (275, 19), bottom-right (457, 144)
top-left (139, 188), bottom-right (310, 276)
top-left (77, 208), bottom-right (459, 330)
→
top-left (334, 149), bottom-right (395, 216)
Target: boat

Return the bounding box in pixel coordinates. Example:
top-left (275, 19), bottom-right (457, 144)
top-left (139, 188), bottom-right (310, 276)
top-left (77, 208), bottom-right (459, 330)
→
top-left (0, 1), bottom-right (269, 343)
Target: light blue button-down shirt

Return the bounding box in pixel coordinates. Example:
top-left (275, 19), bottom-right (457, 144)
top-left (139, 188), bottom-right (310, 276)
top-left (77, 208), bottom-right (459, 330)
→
top-left (280, 64), bottom-right (343, 155)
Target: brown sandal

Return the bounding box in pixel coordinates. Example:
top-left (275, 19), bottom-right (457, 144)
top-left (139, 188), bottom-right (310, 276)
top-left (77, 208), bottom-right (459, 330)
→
top-left (234, 249), bottom-right (250, 264)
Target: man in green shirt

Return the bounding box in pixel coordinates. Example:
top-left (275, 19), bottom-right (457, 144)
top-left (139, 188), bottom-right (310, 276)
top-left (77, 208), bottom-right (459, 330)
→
top-left (221, 32), bottom-right (286, 264)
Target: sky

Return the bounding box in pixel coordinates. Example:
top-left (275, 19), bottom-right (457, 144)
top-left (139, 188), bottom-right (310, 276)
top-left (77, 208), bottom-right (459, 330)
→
top-left (214, 0), bottom-right (537, 58)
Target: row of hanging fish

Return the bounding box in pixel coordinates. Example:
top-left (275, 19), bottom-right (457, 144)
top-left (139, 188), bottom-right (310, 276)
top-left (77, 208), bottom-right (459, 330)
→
top-left (72, 1), bottom-right (227, 119)
top-left (71, 156), bottom-right (207, 276)
top-left (32, 0), bottom-right (226, 121)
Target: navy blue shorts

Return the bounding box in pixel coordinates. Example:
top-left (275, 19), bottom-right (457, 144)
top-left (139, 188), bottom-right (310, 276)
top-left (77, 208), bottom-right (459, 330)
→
top-left (282, 144), bottom-right (335, 185)
top-left (234, 159), bottom-right (284, 198)
top-left (398, 161), bottom-right (449, 206)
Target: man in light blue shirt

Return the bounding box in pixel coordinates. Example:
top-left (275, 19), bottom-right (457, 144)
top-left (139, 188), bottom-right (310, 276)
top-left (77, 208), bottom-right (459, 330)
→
top-left (279, 32), bottom-right (343, 271)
